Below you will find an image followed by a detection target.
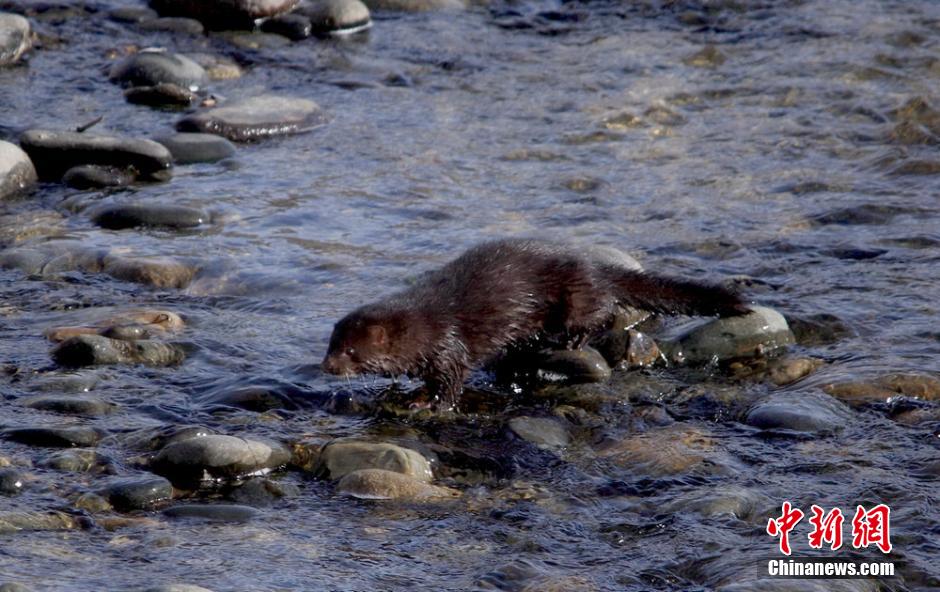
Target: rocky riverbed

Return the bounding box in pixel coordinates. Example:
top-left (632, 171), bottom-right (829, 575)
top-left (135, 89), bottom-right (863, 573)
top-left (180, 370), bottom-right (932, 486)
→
top-left (1, 0), bottom-right (939, 590)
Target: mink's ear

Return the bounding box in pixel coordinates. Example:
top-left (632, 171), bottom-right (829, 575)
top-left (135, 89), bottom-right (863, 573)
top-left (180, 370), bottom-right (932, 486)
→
top-left (366, 324), bottom-right (388, 347)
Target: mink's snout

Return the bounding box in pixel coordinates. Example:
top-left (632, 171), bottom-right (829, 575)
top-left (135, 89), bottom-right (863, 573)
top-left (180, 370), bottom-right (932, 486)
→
top-left (321, 352), bottom-right (353, 376)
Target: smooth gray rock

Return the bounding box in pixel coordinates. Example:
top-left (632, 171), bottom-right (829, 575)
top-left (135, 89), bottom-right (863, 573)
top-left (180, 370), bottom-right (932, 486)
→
top-left (109, 50), bottom-right (209, 92)
top-left (666, 306), bottom-right (795, 365)
top-left (52, 335), bottom-right (186, 367)
top-left (0, 12), bottom-right (30, 66)
top-left (22, 395), bottom-right (115, 416)
top-left (41, 449), bottom-right (113, 473)
top-left (62, 165), bottom-right (135, 190)
top-left (5, 426), bottom-right (103, 448)
top-left (315, 440), bottom-right (433, 482)
top-left (108, 6), bottom-right (159, 23)
top-left (0, 511), bottom-right (77, 533)
top-left (102, 475), bottom-right (173, 511)
top-left (138, 16), bottom-right (205, 34)
top-left (149, 0), bottom-right (300, 29)
top-left (125, 83), bottom-right (197, 107)
top-left (90, 203), bottom-right (207, 230)
top-left (298, 0), bottom-right (371, 34)
top-left (536, 348), bottom-right (612, 383)
top-left (151, 434), bottom-right (290, 484)
top-left (508, 416), bottom-right (569, 450)
top-left (153, 132), bottom-right (236, 164)
top-left (0, 582), bottom-right (32, 592)
top-left (745, 392), bottom-right (854, 435)
top-left (163, 503), bottom-right (258, 522)
top-left (176, 95), bottom-right (326, 142)
top-left (19, 130), bottom-right (173, 182)
top-left (0, 140), bottom-right (37, 199)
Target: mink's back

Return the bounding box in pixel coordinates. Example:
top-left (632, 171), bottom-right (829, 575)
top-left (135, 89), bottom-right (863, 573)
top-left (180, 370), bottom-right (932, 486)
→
top-left (393, 239), bottom-right (609, 360)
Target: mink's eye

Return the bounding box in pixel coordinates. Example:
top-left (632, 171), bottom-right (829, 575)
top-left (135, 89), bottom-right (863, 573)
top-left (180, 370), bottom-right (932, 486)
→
top-left (345, 347), bottom-right (356, 357)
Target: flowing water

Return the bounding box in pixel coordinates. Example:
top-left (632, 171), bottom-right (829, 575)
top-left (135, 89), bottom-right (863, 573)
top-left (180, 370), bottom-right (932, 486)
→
top-left (1, 0), bottom-right (939, 590)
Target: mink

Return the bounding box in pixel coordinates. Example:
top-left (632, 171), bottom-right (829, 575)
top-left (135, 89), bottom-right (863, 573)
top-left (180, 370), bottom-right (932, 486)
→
top-left (321, 238), bottom-right (749, 409)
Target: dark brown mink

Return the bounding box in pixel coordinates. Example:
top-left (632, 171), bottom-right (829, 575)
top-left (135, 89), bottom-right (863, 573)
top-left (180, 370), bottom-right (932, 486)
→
top-left (321, 238), bottom-right (749, 409)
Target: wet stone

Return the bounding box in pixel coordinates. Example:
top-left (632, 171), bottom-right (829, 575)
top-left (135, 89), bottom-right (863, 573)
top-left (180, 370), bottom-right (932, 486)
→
top-left (163, 503), bottom-right (258, 522)
top-left (41, 449), bottom-right (113, 473)
top-left (0, 511), bottom-right (78, 533)
top-left (102, 255), bottom-right (196, 288)
top-left (23, 395), bottom-right (115, 416)
top-left (5, 426), bottom-right (103, 448)
top-left (684, 44), bottom-right (726, 68)
top-left (204, 386), bottom-right (298, 411)
top-left (0, 468), bottom-right (24, 495)
top-left (108, 6), bottom-right (159, 23)
top-left (315, 440), bottom-right (433, 482)
top-left (125, 83), bottom-right (197, 108)
top-left (176, 95), bottom-right (327, 142)
top-left (0, 140), bottom-right (37, 199)
top-left (667, 306), bottom-right (795, 365)
top-left (597, 424), bottom-right (732, 477)
top-left (536, 348), bottom-right (612, 384)
top-left (151, 434), bottom-right (290, 485)
top-left (745, 391), bottom-right (854, 435)
top-left (227, 478), bottom-right (299, 506)
top-left (74, 492), bottom-right (112, 512)
top-left (337, 469), bottom-right (460, 500)
top-left (150, 0), bottom-right (300, 29)
top-left (109, 50), bottom-right (209, 92)
top-left (153, 132), bottom-right (236, 164)
top-left (298, 0), bottom-right (372, 35)
top-left (52, 335), bottom-right (186, 367)
top-left (184, 53), bottom-right (241, 80)
top-left (91, 203), bottom-right (207, 230)
top-left (507, 416), bottom-right (569, 450)
top-left (19, 130), bottom-right (173, 182)
top-left (137, 16), bottom-right (205, 34)
top-left (824, 373), bottom-right (940, 405)
top-left (62, 165), bottom-right (135, 190)
top-left (260, 13), bottom-right (312, 39)
top-left (0, 12), bottom-right (30, 66)
top-left (0, 583), bottom-right (32, 592)
top-left (101, 475), bottom-right (173, 511)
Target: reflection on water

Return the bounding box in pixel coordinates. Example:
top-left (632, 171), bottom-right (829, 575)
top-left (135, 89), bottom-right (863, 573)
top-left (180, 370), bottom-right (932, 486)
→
top-left (1, 0), bottom-right (939, 590)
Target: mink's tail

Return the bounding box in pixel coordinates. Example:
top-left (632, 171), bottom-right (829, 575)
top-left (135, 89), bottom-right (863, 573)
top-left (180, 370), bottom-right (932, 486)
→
top-left (604, 267), bottom-right (750, 317)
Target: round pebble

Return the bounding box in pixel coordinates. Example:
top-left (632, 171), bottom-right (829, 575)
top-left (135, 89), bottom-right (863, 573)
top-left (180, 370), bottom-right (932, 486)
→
top-left (109, 50), bottom-right (209, 92)
top-left (315, 440), bottom-right (433, 482)
top-left (337, 469), bottom-right (460, 500)
top-left (153, 133), bottom-right (236, 164)
top-left (91, 203), bottom-right (207, 230)
top-left (176, 95), bottom-right (327, 142)
top-left (0, 140), bottom-right (37, 199)
top-left (151, 434), bottom-right (290, 485)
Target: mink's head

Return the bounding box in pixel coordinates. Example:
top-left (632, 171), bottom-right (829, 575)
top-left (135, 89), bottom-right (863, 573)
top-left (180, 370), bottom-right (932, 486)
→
top-left (321, 306), bottom-right (418, 378)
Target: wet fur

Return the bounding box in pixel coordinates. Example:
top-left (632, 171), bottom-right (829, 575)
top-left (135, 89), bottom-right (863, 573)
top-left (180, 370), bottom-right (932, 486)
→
top-left (323, 239), bottom-right (748, 408)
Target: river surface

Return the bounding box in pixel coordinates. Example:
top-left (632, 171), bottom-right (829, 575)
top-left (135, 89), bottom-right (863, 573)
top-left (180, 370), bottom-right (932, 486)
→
top-left (1, 0), bottom-right (939, 590)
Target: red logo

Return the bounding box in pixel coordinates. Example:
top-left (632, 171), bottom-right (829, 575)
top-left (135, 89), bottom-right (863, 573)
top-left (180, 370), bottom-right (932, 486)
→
top-left (768, 503), bottom-right (892, 555)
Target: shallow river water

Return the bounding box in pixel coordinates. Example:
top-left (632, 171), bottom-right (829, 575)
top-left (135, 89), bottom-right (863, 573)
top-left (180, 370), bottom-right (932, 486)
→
top-left (1, 0), bottom-right (940, 590)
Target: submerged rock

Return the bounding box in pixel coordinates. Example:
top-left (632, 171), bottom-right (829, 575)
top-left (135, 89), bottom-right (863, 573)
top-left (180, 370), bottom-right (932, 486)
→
top-left (596, 424), bottom-right (733, 477)
top-left (0, 511), bottom-right (78, 533)
top-left (666, 306), bottom-right (795, 365)
top-left (52, 335), bottom-right (186, 367)
top-left (176, 95), bottom-right (327, 142)
top-left (163, 503), bottom-right (258, 522)
top-left (109, 50), bottom-right (209, 92)
top-left (150, 0), bottom-right (300, 29)
top-left (19, 130), bottom-right (173, 182)
top-left (151, 434), bottom-right (290, 485)
top-left (337, 469), bottom-right (460, 500)
top-left (824, 372), bottom-right (940, 404)
top-left (139, 586), bottom-right (216, 592)
top-left (102, 255), bottom-right (196, 288)
top-left (91, 203), bottom-right (207, 230)
top-left (102, 475), bottom-right (174, 511)
top-left (62, 165), bottom-right (135, 190)
top-left (0, 141), bottom-right (37, 199)
top-left (507, 416), bottom-right (569, 450)
top-left (153, 133), bottom-right (236, 164)
top-left (45, 309), bottom-right (185, 342)
top-left (0, 468), bottom-right (24, 495)
top-left (184, 53), bottom-right (242, 80)
top-left (745, 391), bottom-right (853, 435)
top-left (315, 440), bottom-right (433, 482)
top-left (0, 12), bottom-right (30, 66)
top-left (5, 426), bottom-right (103, 448)
top-left (298, 0), bottom-right (372, 34)
top-left (138, 16), bottom-right (206, 34)
top-left (22, 395), bottom-right (115, 416)
top-left (41, 449), bottom-right (113, 473)
top-left (125, 83), bottom-right (197, 108)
